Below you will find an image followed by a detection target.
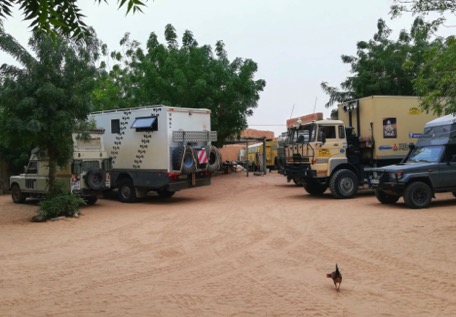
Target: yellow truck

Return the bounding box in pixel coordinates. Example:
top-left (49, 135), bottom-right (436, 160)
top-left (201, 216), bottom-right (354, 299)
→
top-left (284, 96), bottom-right (439, 198)
top-left (245, 139), bottom-right (278, 172)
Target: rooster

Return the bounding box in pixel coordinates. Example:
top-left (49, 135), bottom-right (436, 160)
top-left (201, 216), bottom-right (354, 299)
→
top-left (326, 263), bottom-right (342, 291)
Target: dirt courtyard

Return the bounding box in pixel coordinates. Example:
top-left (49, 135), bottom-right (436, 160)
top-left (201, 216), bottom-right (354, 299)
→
top-left (1, 172), bottom-right (456, 317)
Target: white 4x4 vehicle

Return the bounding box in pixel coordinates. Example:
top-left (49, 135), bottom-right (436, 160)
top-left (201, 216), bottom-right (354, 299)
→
top-left (10, 131), bottom-right (111, 205)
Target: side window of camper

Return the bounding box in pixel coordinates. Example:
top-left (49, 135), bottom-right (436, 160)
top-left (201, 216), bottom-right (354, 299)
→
top-left (131, 116), bottom-right (158, 132)
top-left (111, 119), bottom-right (120, 134)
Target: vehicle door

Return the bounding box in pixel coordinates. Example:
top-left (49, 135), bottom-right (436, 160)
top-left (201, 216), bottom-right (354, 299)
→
top-left (316, 125), bottom-right (344, 161)
top-left (437, 144), bottom-right (456, 190)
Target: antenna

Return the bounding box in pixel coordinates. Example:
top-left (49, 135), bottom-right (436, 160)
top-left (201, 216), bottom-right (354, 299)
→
top-left (290, 104), bottom-right (295, 119)
top-left (313, 97), bottom-right (318, 113)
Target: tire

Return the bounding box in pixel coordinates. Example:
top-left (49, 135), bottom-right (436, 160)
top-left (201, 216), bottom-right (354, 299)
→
top-left (375, 190), bottom-right (400, 204)
top-left (11, 184), bottom-right (26, 204)
top-left (403, 181), bottom-right (432, 209)
top-left (85, 168), bottom-right (105, 190)
top-left (275, 156), bottom-right (284, 171)
top-left (84, 196), bottom-right (98, 205)
top-left (157, 189), bottom-right (175, 199)
top-left (329, 169), bottom-right (359, 199)
top-left (117, 178), bottom-right (137, 203)
top-left (206, 145), bottom-right (220, 172)
top-left (304, 180), bottom-right (328, 195)
top-left (172, 146), bottom-right (196, 174)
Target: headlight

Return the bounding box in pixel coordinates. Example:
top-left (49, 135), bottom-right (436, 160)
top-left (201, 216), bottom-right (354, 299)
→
top-left (388, 171), bottom-right (403, 181)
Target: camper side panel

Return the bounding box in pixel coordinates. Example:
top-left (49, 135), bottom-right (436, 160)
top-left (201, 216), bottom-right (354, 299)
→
top-left (339, 96), bottom-right (438, 161)
top-left (92, 108), bottom-right (170, 171)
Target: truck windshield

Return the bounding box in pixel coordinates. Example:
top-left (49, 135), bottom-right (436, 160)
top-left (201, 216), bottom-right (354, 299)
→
top-left (407, 145), bottom-right (444, 163)
top-left (288, 124), bottom-right (315, 144)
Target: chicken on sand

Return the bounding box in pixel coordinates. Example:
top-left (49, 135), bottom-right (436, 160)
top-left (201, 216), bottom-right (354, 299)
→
top-left (326, 263), bottom-right (342, 291)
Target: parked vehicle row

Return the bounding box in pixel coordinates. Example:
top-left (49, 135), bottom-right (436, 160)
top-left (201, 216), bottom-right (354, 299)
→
top-left (10, 106), bottom-right (221, 204)
top-left (280, 95), bottom-right (456, 209)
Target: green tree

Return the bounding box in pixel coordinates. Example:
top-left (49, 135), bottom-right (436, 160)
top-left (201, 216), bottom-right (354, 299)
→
top-left (0, 25), bottom-right (100, 187)
top-left (391, 0), bottom-right (456, 17)
top-left (0, 0), bottom-right (146, 38)
top-left (94, 24), bottom-right (266, 145)
top-left (321, 17), bottom-right (438, 108)
top-left (413, 35), bottom-right (456, 115)
top-left (391, 0), bottom-right (456, 116)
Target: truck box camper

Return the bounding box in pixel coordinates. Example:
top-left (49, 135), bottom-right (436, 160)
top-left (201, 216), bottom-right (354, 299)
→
top-left (89, 106), bottom-right (220, 202)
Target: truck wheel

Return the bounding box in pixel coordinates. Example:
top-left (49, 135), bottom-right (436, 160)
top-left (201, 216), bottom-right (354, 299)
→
top-left (404, 181), bottom-right (432, 209)
top-left (375, 190), bottom-right (400, 204)
top-left (157, 189), bottom-right (175, 198)
top-left (11, 184), bottom-right (26, 204)
top-left (85, 168), bottom-right (105, 190)
top-left (117, 178), bottom-right (137, 203)
top-left (304, 181), bottom-right (328, 195)
top-left (84, 196), bottom-right (98, 205)
top-left (329, 169), bottom-right (358, 199)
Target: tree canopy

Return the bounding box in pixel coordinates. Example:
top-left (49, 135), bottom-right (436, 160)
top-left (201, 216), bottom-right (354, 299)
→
top-left (0, 25), bottom-right (100, 184)
top-left (391, 0), bottom-right (456, 17)
top-left (93, 24), bottom-right (266, 144)
top-left (321, 17), bottom-right (439, 108)
top-left (391, 0), bottom-right (456, 115)
top-left (0, 0), bottom-right (146, 38)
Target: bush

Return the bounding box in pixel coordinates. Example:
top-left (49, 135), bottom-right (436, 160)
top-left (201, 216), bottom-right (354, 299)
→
top-left (34, 182), bottom-right (85, 221)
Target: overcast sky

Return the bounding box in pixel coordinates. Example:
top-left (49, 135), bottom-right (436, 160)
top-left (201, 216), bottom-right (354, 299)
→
top-left (1, 0), bottom-right (427, 137)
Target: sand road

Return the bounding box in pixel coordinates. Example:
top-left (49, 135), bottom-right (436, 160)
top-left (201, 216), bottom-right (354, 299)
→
top-left (1, 172), bottom-right (456, 316)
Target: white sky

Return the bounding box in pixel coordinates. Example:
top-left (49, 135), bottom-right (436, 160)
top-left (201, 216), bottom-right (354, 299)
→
top-left (0, 0), bottom-right (433, 137)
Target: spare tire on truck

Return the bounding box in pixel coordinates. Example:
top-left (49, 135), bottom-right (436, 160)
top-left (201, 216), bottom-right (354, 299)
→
top-left (85, 168), bottom-right (105, 190)
top-left (172, 146), bottom-right (197, 174)
top-left (206, 145), bottom-right (220, 172)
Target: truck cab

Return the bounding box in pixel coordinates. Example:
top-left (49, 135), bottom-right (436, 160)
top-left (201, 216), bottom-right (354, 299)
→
top-left (284, 119), bottom-right (362, 197)
top-left (369, 115), bottom-right (456, 208)
top-left (10, 131), bottom-right (112, 204)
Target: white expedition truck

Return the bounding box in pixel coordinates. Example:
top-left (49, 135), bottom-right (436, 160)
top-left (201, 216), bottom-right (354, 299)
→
top-left (89, 106), bottom-right (220, 203)
top-left (10, 130), bottom-right (112, 204)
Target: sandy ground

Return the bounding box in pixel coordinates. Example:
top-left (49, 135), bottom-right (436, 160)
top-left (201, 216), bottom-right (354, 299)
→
top-left (1, 172), bottom-right (456, 317)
